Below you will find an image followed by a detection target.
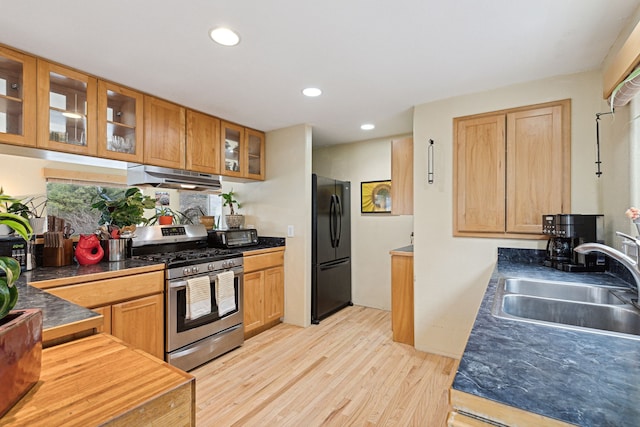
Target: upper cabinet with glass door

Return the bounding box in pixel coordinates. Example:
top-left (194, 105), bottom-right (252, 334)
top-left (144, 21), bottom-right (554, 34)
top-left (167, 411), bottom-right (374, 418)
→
top-left (0, 46), bottom-right (36, 147)
top-left (37, 60), bottom-right (97, 156)
top-left (97, 81), bottom-right (144, 163)
top-left (245, 128), bottom-right (265, 180)
top-left (221, 121), bottom-right (244, 178)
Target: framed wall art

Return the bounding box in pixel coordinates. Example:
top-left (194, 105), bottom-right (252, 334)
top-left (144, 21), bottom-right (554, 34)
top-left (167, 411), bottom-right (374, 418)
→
top-left (361, 180), bottom-right (391, 213)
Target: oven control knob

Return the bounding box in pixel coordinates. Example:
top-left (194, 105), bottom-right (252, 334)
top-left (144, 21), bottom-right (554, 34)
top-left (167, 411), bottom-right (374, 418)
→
top-left (208, 263), bottom-right (214, 271)
top-left (221, 261), bottom-right (228, 268)
top-left (228, 260), bottom-right (235, 267)
top-left (183, 268), bottom-right (190, 275)
top-left (192, 266), bottom-right (199, 274)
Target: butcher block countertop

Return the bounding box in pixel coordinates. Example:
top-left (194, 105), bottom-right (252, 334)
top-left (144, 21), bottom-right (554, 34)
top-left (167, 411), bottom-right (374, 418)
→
top-left (1, 333), bottom-right (195, 427)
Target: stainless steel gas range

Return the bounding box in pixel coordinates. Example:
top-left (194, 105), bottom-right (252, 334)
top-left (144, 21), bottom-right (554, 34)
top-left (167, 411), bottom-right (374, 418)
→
top-left (132, 224), bottom-right (244, 371)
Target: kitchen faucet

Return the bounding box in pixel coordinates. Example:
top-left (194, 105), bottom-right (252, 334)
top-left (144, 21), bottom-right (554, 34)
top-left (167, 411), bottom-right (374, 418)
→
top-left (575, 231), bottom-right (640, 295)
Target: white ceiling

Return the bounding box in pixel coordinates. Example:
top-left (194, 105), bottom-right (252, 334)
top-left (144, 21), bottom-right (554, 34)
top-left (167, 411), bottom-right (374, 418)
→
top-left (1, 0), bottom-right (638, 147)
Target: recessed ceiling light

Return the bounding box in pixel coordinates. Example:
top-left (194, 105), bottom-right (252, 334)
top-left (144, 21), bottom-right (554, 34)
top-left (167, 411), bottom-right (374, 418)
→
top-left (302, 87), bottom-right (322, 97)
top-left (361, 123), bottom-right (375, 130)
top-left (209, 27), bottom-right (240, 46)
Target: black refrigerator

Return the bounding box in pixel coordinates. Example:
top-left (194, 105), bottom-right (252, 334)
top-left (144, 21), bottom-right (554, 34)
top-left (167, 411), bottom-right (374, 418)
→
top-left (312, 174), bottom-right (352, 324)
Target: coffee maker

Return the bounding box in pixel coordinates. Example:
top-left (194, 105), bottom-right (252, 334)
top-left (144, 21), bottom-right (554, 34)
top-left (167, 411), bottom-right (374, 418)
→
top-left (542, 214), bottom-right (607, 272)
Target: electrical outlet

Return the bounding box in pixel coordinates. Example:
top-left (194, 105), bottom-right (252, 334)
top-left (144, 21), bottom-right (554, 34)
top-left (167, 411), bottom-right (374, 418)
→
top-left (287, 225), bottom-right (294, 237)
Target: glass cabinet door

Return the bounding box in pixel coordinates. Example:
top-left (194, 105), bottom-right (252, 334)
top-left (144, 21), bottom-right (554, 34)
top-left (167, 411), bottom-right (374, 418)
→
top-left (245, 129), bottom-right (265, 180)
top-left (0, 46), bottom-right (36, 147)
top-left (97, 81), bottom-right (143, 162)
top-left (221, 121), bottom-right (244, 177)
top-left (37, 60), bottom-right (97, 155)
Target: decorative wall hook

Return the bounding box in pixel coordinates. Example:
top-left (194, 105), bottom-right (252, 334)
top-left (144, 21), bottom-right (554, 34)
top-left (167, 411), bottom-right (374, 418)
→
top-left (428, 139), bottom-right (435, 184)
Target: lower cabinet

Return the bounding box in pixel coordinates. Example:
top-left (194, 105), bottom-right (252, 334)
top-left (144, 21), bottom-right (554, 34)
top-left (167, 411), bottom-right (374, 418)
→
top-left (43, 269), bottom-right (165, 359)
top-left (243, 248), bottom-right (285, 338)
top-left (390, 248), bottom-right (414, 346)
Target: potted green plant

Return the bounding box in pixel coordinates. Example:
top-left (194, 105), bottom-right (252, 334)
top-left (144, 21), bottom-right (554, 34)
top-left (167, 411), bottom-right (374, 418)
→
top-left (0, 188), bottom-right (32, 319)
top-left (91, 187), bottom-right (156, 234)
top-left (6, 195), bottom-right (47, 235)
top-left (219, 189), bottom-right (244, 229)
top-left (91, 188), bottom-right (155, 261)
top-left (148, 206), bottom-right (191, 226)
top-left (0, 188), bottom-right (41, 418)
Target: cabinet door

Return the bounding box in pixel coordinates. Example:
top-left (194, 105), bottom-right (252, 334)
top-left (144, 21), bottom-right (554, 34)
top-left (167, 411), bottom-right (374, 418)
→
top-left (221, 121), bottom-right (244, 177)
top-left (37, 59), bottom-right (97, 155)
top-left (92, 305), bottom-right (112, 334)
top-left (186, 109), bottom-right (221, 174)
top-left (391, 255), bottom-right (413, 346)
top-left (506, 104), bottom-right (568, 233)
top-left (243, 271), bottom-right (264, 333)
top-left (264, 266), bottom-right (284, 324)
top-left (244, 128), bottom-right (265, 180)
top-left (97, 80), bottom-right (144, 162)
top-left (391, 137), bottom-right (413, 215)
top-left (143, 95), bottom-right (185, 168)
top-left (454, 114), bottom-right (506, 234)
top-left (112, 293), bottom-right (164, 359)
top-left (0, 46), bottom-right (36, 147)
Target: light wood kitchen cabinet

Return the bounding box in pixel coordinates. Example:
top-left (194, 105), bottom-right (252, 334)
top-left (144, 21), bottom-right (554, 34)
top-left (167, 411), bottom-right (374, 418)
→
top-left (390, 247), bottom-right (414, 346)
top-left (186, 109), bottom-right (221, 174)
top-left (112, 293), bottom-right (164, 358)
top-left (0, 45), bottom-right (37, 147)
top-left (245, 128), bottom-right (265, 180)
top-left (391, 137), bottom-right (413, 215)
top-left (243, 248), bottom-right (285, 338)
top-left (221, 121), bottom-right (266, 180)
top-left (36, 59), bottom-right (98, 155)
top-left (453, 99), bottom-right (570, 238)
top-left (97, 80), bottom-right (144, 162)
top-left (221, 121), bottom-right (245, 178)
top-left (44, 270), bottom-right (165, 359)
top-left (144, 95), bottom-right (186, 168)
top-left (92, 305), bottom-right (112, 334)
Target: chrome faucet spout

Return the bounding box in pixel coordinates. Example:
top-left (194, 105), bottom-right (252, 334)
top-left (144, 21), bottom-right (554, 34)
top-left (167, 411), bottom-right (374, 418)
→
top-left (575, 232), bottom-right (640, 292)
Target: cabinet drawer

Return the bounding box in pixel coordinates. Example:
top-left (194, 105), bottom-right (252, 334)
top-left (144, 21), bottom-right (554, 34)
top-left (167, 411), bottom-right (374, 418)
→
top-left (46, 271), bottom-right (164, 308)
top-left (244, 250), bottom-right (284, 273)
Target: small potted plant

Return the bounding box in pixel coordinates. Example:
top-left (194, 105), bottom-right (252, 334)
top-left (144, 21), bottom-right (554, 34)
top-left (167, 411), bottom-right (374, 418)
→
top-left (6, 195), bottom-right (47, 235)
top-left (219, 189), bottom-right (244, 229)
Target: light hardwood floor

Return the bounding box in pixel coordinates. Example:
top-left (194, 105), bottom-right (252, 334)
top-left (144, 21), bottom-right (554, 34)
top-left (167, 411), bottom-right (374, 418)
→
top-left (193, 305), bottom-right (459, 426)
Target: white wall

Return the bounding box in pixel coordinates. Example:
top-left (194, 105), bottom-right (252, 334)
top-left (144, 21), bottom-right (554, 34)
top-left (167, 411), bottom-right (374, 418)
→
top-left (226, 124), bottom-right (312, 327)
top-left (313, 136), bottom-right (413, 310)
top-left (413, 70), bottom-right (607, 358)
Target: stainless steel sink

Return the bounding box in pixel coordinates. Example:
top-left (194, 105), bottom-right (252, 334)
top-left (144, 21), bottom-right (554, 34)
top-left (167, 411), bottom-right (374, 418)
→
top-left (492, 278), bottom-right (640, 339)
top-left (504, 278), bottom-right (627, 305)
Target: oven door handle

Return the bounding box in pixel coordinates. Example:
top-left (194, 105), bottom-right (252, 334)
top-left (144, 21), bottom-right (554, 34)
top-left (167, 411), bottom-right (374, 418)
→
top-left (169, 268), bottom-right (243, 290)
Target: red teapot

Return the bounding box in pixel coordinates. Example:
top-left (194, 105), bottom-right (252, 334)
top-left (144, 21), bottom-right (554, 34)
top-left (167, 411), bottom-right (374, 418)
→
top-left (75, 234), bottom-right (104, 265)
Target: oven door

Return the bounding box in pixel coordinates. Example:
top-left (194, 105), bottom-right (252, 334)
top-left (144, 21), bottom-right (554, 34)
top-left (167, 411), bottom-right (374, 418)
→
top-left (167, 266), bottom-right (244, 352)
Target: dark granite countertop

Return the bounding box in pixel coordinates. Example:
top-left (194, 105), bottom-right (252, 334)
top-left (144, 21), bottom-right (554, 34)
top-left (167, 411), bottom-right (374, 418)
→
top-left (452, 248), bottom-right (640, 426)
top-left (14, 258), bottom-right (164, 333)
top-left (390, 245), bottom-right (413, 253)
top-left (13, 237), bottom-right (285, 334)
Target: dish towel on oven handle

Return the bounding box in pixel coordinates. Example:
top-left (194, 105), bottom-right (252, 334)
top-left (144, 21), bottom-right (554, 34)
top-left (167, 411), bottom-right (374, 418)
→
top-left (185, 276), bottom-right (212, 320)
top-left (216, 270), bottom-right (236, 317)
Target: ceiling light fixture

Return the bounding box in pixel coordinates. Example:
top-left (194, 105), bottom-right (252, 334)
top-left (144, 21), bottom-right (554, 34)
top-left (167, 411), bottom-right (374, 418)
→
top-left (302, 87), bottom-right (322, 97)
top-left (361, 123), bottom-right (375, 130)
top-left (209, 27), bottom-right (240, 46)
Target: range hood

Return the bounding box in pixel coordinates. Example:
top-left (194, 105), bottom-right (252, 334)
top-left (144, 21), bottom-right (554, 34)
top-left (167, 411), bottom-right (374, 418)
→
top-left (127, 164), bottom-right (221, 192)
